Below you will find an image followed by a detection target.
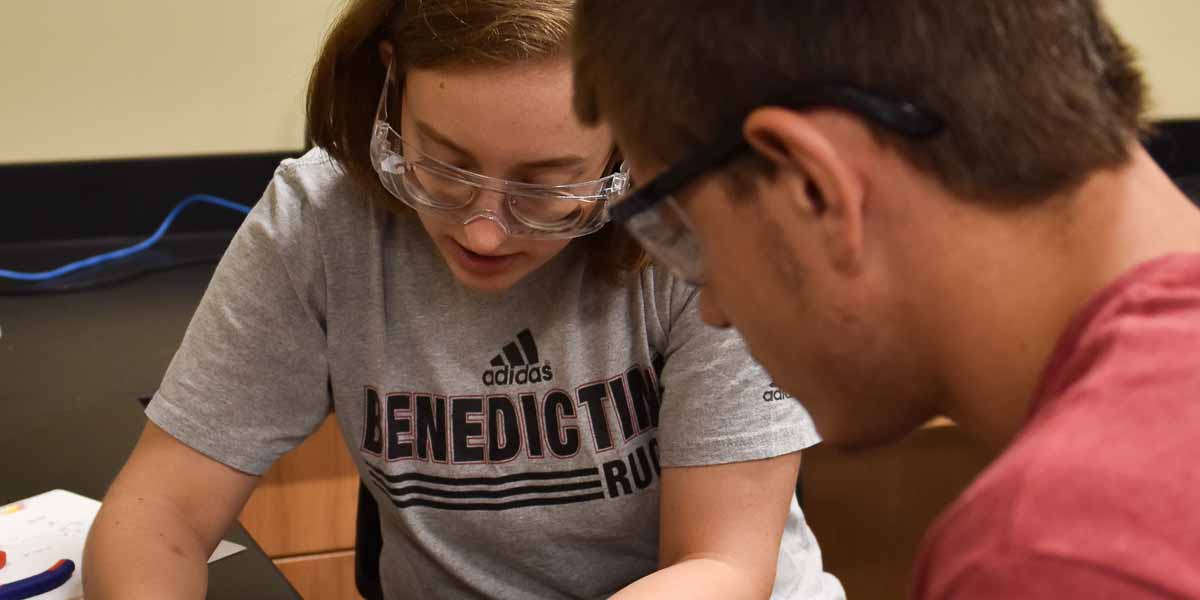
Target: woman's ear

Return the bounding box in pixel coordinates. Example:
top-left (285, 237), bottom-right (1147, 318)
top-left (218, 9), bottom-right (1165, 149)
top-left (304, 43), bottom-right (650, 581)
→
top-left (379, 40), bottom-right (394, 65)
top-left (743, 107), bottom-right (867, 275)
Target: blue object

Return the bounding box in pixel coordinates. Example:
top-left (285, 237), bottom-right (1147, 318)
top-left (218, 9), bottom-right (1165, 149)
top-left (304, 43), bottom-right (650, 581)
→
top-left (0, 194), bottom-right (251, 282)
top-left (0, 558), bottom-right (75, 600)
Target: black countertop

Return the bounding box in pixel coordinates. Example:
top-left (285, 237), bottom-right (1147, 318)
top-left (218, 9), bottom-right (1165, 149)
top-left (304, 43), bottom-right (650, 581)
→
top-left (0, 235), bottom-right (299, 599)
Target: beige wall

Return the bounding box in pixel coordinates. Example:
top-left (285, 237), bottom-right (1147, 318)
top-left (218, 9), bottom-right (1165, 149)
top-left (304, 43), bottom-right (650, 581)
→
top-left (1103, 0), bottom-right (1200, 119)
top-left (0, 1), bottom-right (1196, 165)
top-left (0, 1), bottom-right (339, 164)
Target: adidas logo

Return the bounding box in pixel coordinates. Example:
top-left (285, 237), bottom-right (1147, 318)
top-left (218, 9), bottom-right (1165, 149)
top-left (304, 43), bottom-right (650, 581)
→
top-left (482, 329), bottom-right (555, 387)
top-left (763, 382), bottom-right (793, 402)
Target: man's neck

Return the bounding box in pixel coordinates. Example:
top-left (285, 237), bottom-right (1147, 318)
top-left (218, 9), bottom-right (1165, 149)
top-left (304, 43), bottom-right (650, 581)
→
top-left (927, 148), bottom-right (1200, 450)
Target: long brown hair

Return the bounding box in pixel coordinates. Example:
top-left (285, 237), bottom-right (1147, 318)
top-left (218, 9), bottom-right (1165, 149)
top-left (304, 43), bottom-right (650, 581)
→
top-left (307, 0), bottom-right (644, 281)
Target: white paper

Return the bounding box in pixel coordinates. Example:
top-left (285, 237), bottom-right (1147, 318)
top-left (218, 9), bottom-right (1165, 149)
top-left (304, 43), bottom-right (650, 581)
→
top-left (0, 489), bottom-right (247, 600)
top-left (208, 539), bottom-right (246, 563)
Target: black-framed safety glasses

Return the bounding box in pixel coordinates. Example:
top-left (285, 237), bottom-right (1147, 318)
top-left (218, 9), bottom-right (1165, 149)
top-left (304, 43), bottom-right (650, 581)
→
top-left (607, 85), bottom-right (945, 284)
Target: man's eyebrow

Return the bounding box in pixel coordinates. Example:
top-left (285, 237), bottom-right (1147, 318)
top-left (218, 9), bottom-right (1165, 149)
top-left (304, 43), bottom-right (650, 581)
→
top-left (414, 119), bottom-right (589, 172)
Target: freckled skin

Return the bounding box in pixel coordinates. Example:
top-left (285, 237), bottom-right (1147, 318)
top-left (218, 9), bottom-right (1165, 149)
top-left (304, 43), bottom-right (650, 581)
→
top-left (399, 57), bottom-right (613, 292)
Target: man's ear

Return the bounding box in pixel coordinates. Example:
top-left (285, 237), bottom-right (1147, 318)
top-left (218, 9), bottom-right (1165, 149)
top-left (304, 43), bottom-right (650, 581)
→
top-left (743, 107), bottom-right (867, 275)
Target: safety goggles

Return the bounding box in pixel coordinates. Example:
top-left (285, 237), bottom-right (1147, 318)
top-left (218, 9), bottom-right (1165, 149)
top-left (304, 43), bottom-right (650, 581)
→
top-left (369, 62), bottom-right (630, 240)
top-left (608, 87), bottom-right (946, 285)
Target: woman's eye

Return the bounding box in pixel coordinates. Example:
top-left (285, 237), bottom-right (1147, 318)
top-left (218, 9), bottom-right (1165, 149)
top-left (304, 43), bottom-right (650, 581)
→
top-left (524, 169), bottom-right (588, 187)
top-left (425, 160), bottom-right (470, 173)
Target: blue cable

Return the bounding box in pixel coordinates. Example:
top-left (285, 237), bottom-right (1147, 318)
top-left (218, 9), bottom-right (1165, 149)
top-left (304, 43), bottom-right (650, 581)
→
top-left (0, 194), bottom-right (251, 282)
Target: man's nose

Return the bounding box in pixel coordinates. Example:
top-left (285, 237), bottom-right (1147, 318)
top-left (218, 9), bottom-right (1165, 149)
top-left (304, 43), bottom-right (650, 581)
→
top-left (699, 288), bottom-right (732, 328)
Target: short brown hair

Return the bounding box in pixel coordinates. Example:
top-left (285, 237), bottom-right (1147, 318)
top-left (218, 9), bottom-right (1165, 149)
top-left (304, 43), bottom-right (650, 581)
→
top-left (573, 0), bottom-right (1150, 202)
top-left (307, 0), bottom-right (643, 280)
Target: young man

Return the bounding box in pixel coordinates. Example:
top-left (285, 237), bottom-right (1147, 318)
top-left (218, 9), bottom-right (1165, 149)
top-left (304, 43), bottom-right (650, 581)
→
top-left (572, 1), bottom-right (1200, 598)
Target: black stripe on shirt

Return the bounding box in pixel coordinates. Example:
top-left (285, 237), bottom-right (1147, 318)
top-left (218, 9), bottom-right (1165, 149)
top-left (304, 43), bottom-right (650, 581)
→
top-left (365, 463), bottom-right (599, 486)
top-left (502, 341), bottom-right (526, 366)
top-left (368, 471), bottom-right (602, 499)
top-left (516, 329), bottom-right (539, 364)
top-left (371, 481), bottom-right (607, 511)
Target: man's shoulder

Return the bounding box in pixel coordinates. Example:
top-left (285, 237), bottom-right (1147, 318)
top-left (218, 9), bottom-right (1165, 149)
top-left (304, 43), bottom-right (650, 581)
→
top-left (915, 408), bottom-right (1200, 598)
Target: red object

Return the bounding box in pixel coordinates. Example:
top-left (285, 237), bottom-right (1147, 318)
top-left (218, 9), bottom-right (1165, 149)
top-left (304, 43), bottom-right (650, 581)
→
top-left (913, 254), bottom-right (1200, 599)
top-left (0, 550), bottom-right (7, 570)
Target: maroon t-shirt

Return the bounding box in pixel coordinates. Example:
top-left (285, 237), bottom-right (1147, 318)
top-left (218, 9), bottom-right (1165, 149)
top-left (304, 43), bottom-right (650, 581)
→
top-left (912, 254), bottom-right (1200, 599)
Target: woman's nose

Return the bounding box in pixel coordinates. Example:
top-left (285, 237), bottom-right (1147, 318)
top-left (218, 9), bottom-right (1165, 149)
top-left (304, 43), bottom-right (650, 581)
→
top-left (461, 212), bottom-right (509, 254)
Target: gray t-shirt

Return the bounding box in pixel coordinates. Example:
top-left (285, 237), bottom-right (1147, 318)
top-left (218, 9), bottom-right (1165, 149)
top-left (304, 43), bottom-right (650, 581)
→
top-left (147, 149), bottom-right (844, 600)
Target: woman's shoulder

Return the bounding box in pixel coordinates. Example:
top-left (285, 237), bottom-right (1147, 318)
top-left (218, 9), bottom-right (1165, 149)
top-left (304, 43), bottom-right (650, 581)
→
top-left (256, 147), bottom-right (394, 237)
top-left (633, 263), bottom-right (698, 321)
top-left (270, 147), bottom-right (361, 209)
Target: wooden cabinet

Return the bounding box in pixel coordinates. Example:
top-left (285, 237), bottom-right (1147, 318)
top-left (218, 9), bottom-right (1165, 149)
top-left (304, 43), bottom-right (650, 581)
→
top-left (240, 415), bottom-right (363, 599)
top-left (276, 551), bottom-right (360, 600)
top-left (801, 421), bottom-right (995, 600)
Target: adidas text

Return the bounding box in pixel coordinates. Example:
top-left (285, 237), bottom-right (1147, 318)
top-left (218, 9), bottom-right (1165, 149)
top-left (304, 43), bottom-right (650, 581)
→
top-left (483, 364), bottom-right (554, 387)
top-left (763, 384), bottom-right (793, 402)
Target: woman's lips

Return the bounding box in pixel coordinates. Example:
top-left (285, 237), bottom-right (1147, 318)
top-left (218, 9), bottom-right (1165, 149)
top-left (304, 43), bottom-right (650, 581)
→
top-left (448, 240), bottom-right (518, 276)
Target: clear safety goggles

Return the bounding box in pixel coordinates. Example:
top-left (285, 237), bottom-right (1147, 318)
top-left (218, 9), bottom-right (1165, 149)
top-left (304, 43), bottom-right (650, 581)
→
top-left (369, 62), bottom-right (630, 240)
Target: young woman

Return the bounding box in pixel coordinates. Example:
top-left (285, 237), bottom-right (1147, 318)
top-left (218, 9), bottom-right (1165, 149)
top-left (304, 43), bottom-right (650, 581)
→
top-left (83, 1), bottom-right (844, 598)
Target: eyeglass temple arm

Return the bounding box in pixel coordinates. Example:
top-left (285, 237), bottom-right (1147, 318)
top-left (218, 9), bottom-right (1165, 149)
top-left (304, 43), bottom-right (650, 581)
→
top-left (609, 131), bottom-right (749, 221)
